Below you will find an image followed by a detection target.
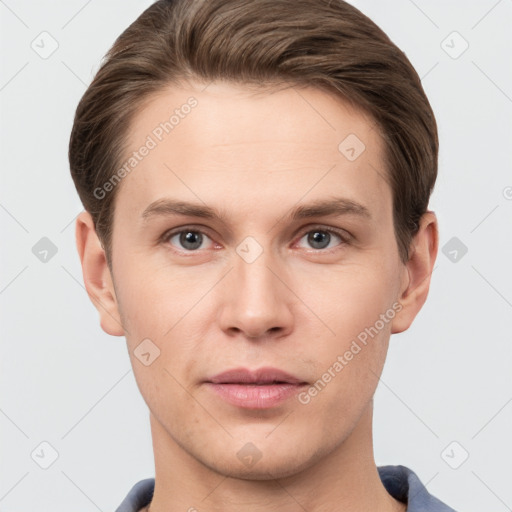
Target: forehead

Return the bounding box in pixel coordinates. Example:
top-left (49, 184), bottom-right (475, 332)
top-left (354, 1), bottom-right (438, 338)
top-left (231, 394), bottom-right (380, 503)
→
top-left (115, 80), bottom-right (390, 225)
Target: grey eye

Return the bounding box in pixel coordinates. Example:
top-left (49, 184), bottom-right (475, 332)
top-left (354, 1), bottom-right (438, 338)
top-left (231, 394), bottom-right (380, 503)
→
top-left (297, 229), bottom-right (344, 250)
top-left (169, 230), bottom-right (208, 250)
top-left (307, 230), bottom-right (331, 249)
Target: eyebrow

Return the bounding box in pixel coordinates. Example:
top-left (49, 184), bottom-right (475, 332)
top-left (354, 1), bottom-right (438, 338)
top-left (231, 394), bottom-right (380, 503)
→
top-left (141, 197), bottom-right (372, 223)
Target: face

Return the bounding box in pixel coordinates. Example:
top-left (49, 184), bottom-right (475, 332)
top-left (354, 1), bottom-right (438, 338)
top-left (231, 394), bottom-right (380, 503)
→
top-left (104, 80), bottom-right (411, 479)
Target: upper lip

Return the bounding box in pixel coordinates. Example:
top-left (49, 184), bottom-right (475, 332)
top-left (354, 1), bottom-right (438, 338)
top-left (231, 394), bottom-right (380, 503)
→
top-left (207, 367), bottom-right (307, 385)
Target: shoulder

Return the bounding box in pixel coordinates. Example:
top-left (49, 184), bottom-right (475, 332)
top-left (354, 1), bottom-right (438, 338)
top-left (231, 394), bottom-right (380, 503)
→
top-left (378, 465), bottom-right (457, 511)
top-left (115, 478), bottom-right (155, 512)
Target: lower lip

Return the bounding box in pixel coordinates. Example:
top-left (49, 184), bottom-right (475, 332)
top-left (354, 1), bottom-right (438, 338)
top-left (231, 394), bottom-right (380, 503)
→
top-left (206, 383), bottom-right (305, 409)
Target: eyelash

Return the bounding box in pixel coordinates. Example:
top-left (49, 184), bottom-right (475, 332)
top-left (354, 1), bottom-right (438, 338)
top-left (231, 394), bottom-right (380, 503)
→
top-left (159, 224), bottom-right (352, 253)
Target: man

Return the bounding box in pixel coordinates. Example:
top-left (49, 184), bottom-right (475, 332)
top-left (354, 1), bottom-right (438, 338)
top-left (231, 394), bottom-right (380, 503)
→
top-left (69, 0), bottom-right (456, 510)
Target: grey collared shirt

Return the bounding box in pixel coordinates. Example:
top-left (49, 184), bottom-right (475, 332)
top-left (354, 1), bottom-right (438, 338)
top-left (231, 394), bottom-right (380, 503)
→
top-left (115, 465), bottom-right (457, 511)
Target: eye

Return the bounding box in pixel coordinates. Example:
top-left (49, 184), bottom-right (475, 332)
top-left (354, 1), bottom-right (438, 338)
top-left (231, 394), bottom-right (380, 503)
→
top-left (166, 229), bottom-right (215, 251)
top-left (296, 228), bottom-right (347, 250)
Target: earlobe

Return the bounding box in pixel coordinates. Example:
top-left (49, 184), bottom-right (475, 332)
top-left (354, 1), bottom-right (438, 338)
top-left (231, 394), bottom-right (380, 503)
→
top-left (391, 211), bottom-right (439, 334)
top-left (75, 211), bottom-right (125, 337)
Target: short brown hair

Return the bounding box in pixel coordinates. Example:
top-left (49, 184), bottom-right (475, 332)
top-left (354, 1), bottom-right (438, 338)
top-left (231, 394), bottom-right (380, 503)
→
top-left (68, 0), bottom-right (438, 266)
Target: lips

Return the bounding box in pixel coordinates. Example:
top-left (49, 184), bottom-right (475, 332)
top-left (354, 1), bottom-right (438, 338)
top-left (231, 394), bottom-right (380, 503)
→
top-left (205, 367), bottom-right (308, 409)
top-left (207, 367), bottom-right (307, 385)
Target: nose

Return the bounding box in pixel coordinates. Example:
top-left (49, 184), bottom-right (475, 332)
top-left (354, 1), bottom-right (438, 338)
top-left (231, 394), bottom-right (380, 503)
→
top-left (217, 248), bottom-right (294, 340)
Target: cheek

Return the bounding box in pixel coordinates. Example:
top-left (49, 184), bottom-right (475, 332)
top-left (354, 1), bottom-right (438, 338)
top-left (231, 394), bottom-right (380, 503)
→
top-left (289, 261), bottom-right (398, 405)
top-left (113, 253), bottom-right (206, 337)
top-left (295, 293), bottom-right (392, 436)
top-left (291, 258), bottom-right (400, 345)
top-left (113, 257), bottom-right (211, 388)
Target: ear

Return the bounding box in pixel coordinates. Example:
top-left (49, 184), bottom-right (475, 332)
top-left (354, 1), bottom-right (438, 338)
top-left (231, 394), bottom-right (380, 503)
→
top-left (75, 211), bottom-right (125, 336)
top-left (391, 211), bottom-right (438, 334)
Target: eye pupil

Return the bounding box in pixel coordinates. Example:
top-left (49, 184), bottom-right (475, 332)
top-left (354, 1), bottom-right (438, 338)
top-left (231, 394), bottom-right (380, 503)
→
top-left (308, 230), bottom-right (330, 249)
top-left (180, 231), bottom-right (203, 250)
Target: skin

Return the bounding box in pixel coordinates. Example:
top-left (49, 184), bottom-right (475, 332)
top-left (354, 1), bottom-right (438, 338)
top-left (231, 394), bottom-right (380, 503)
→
top-left (76, 80), bottom-right (438, 512)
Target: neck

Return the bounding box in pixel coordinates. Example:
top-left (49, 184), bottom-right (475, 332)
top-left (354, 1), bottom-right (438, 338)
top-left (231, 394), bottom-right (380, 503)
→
top-left (144, 403), bottom-right (405, 512)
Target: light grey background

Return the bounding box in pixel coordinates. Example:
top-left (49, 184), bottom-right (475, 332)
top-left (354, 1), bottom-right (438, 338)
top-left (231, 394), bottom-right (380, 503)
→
top-left (1, 1), bottom-right (511, 510)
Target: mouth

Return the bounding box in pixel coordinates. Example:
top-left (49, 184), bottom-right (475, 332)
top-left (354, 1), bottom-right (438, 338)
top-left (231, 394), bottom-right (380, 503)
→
top-left (205, 367), bottom-right (308, 409)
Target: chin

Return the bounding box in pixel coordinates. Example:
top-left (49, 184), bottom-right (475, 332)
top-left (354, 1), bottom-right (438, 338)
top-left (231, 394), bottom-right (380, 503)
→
top-left (201, 446), bottom-right (322, 481)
